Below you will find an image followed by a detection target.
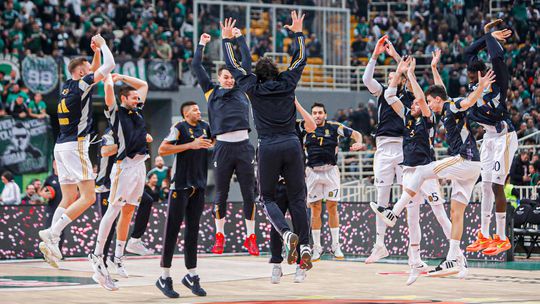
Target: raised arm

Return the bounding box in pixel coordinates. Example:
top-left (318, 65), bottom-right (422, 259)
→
top-left (221, 18), bottom-right (256, 89)
top-left (280, 11), bottom-right (307, 85)
top-left (89, 40), bottom-right (101, 72)
top-left (385, 39), bottom-right (402, 63)
top-left (233, 28), bottom-right (252, 74)
top-left (192, 33), bottom-right (214, 94)
top-left (91, 34), bottom-right (115, 83)
top-left (486, 29), bottom-right (512, 93)
top-left (383, 57), bottom-right (410, 118)
top-left (407, 58), bottom-right (431, 117)
top-left (104, 74), bottom-right (116, 109)
top-left (295, 97), bottom-right (316, 132)
top-left (112, 73), bottom-right (148, 102)
top-left (430, 49), bottom-right (445, 88)
top-left (362, 35), bottom-right (386, 96)
top-left (458, 70), bottom-right (497, 111)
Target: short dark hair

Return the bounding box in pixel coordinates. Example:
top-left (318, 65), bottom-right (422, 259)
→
top-left (217, 67), bottom-right (229, 76)
top-left (311, 102), bottom-right (326, 113)
top-left (180, 101), bottom-right (197, 118)
top-left (118, 85), bottom-right (137, 99)
top-left (467, 60), bottom-right (487, 73)
top-left (254, 57), bottom-right (279, 83)
top-left (425, 85), bottom-right (448, 100)
top-left (1, 171), bottom-right (13, 181)
top-left (68, 57), bottom-right (88, 73)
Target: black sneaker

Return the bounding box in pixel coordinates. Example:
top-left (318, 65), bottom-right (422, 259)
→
top-left (156, 277), bottom-right (179, 298)
top-left (182, 274), bottom-right (207, 296)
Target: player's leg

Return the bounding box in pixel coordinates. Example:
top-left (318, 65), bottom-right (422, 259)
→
top-left (405, 200), bottom-right (428, 286)
top-left (422, 179), bottom-right (451, 240)
top-left (282, 140), bottom-right (312, 270)
top-left (127, 191), bottom-right (155, 255)
top-left (182, 188), bottom-right (207, 297)
top-left (310, 200), bottom-right (323, 261)
top-left (270, 182), bottom-right (289, 284)
top-left (326, 166), bottom-right (343, 259)
top-left (157, 189), bottom-right (187, 298)
top-left (211, 141), bottom-right (235, 254)
top-left (484, 132), bottom-right (518, 255)
top-left (235, 142), bottom-right (258, 255)
top-left (97, 191), bottom-right (116, 266)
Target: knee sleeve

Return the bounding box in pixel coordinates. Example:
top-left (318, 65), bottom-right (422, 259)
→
top-left (481, 182), bottom-right (494, 215)
top-left (98, 204), bottom-right (122, 242)
top-left (431, 204), bottom-right (451, 239)
top-left (376, 185), bottom-right (392, 207)
top-left (406, 204), bottom-right (421, 245)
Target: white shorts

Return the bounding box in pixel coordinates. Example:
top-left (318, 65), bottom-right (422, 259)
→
top-left (412, 156), bottom-right (481, 205)
top-left (480, 130), bottom-right (518, 185)
top-left (374, 137), bottom-right (403, 186)
top-left (306, 165), bottom-right (340, 203)
top-left (54, 139), bottom-right (95, 184)
top-left (108, 159), bottom-right (147, 207)
top-left (402, 166), bottom-right (445, 207)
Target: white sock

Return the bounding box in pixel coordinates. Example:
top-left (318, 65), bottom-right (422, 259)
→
top-left (409, 245), bottom-right (421, 265)
top-left (375, 185), bottom-right (391, 246)
top-left (188, 268), bottom-right (197, 277)
top-left (161, 267), bottom-right (171, 279)
top-left (115, 240), bottom-right (126, 258)
top-left (447, 239), bottom-right (460, 260)
top-left (481, 182), bottom-right (494, 237)
top-left (391, 192), bottom-right (412, 216)
top-left (216, 218), bottom-right (225, 234)
top-left (94, 238), bottom-right (106, 256)
top-left (245, 219), bottom-right (255, 236)
top-left (496, 212), bottom-right (507, 239)
top-left (94, 204), bottom-right (122, 255)
top-left (51, 207), bottom-right (66, 226)
top-left (330, 227), bottom-right (340, 246)
top-left (431, 204), bottom-right (452, 240)
top-left (312, 229), bottom-right (321, 247)
top-left (51, 213), bottom-right (72, 237)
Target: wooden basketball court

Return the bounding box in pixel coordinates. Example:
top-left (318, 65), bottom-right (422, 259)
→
top-left (1, 254), bottom-right (539, 304)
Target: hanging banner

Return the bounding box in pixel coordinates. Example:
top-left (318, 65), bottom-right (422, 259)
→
top-left (21, 55), bottom-right (59, 94)
top-left (147, 60), bottom-right (177, 90)
top-left (0, 117), bottom-right (53, 174)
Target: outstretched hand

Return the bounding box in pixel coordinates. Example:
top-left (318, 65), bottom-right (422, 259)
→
top-left (283, 10), bottom-right (305, 33)
top-left (407, 57), bottom-right (416, 75)
top-left (491, 29), bottom-right (512, 43)
top-left (199, 33), bottom-right (211, 45)
top-left (397, 56), bottom-right (411, 75)
top-left (431, 49), bottom-right (441, 68)
top-left (478, 69), bottom-right (496, 89)
top-left (484, 19), bottom-right (503, 34)
top-left (220, 18), bottom-right (237, 39)
top-left (373, 35), bottom-right (388, 57)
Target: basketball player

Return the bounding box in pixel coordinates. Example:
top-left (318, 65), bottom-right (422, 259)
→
top-left (39, 34), bottom-right (115, 267)
top-left (362, 35), bottom-right (414, 263)
top-left (378, 56), bottom-right (451, 285)
top-left (193, 31), bottom-right (258, 256)
top-left (271, 98), bottom-right (316, 284)
top-left (89, 73), bottom-right (151, 290)
top-left (300, 102), bottom-right (364, 261)
top-left (465, 27), bottom-right (516, 256)
top-left (371, 58), bottom-right (496, 277)
top-left (221, 12), bottom-right (312, 270)
top-left (156, 102), bottom-right (211, 298)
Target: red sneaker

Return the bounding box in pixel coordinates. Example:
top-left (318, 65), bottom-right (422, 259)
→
top-left (482, 234), bottom-right (511, 256)
top-left (211, 232), bottom-right (225, 254)
top-left (243, 234), bottom-right (260, 256)
top-left (466, 231), bottom-right (493, 252)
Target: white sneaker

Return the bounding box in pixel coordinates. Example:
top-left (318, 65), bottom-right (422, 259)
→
top-left (39, 242), bottom-right (59, 268)
top-left (89, 254), bottom-right (118, 291)
top-left (428, 259), bottom-right (459, 278)
top-left (312, 245), bottom-right (323, 262)
top-left (39, 229), bottom-right (62, 259)
top-left (293, 266), bottom-right (306, 283)
top-left (126, 238), bottom-right (155, 256)
top-left (109, 256), bottom-right (129, 278)
top-left (365, 243), bottom-right (389, 264)
top-left (331, 243), bottom-right (344, 260)
top-left (271, 264), bottom-right (282, 284)
top-left (406, 261), bottom-right (428, 286)
top-left (369, 202), bottom-right (397, 227)
top-left (457, 254), bottom-right (468, 279)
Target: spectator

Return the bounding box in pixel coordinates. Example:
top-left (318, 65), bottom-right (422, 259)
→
top-left (529, 161), bottom-right (540, 186)
top-left (0, 171), bottom-right (21, 205)
top-left (145, 173), bottom-right (161, 203)
top-left (510, 151), bottom-right (531, 186)
top-left (155, 36), bottom-right (172, 60)
top-left (28, 93), bottom-right (47, 119)
top-left (8, 93), bottom-right (29, 118)
top-left (147, 156), bottom-right (169, 186)
top-left (160, 178), bottom-right (170, 201)
top-left (21, 184), bottom-right (39, 205)
top-left (307, 33), bottom-right (322, 57)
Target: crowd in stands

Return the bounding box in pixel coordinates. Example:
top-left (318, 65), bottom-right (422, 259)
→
top-left (0, 70), bottom-right (48, 119)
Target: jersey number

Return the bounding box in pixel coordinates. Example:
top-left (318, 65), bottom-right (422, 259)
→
top-left (57, 99), bottom-right (70, 125)
top-left (494, 161), bottom-right (501, 172)
top-left (318, 137), bottom-right (323, 146)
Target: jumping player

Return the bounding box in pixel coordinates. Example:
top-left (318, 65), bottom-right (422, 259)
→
top-left (362, 35), bottom-right (413, 263)
top-left (156, 101), bottom-right (211, 298)
top-left (465, 26), bottom-right (516, 256)
top-left (301, 102), bottom-right (364, 261)
top-left (221, 12), bottom-right (312, 270)
top-left (192, 31), bottom-right (258, 256)
top-left (39, 34), bottom-right (115, 267)
top-left (89, 73), bottom-right (151, 290)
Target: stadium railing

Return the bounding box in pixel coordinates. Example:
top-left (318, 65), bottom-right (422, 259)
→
top-left (368, 1), bottom-right (411, 21)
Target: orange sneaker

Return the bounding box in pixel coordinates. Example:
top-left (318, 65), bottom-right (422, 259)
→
top-left (243, 234), bottom-right (260, 256)
top-left (211, 232), bottom-right (225, 254)
top-left (466, 231), bottom-right (493, 252)
top-left (482, 234), bottom-right (511, 256)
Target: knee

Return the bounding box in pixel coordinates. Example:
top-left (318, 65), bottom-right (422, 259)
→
top-left (326, 201), bottom-right (338, 214)
top-left (122, 205), bottom-right (136, 217)
top-left (83, 192), bottom-right (96, 206)
top-left (310, 202), bottom-right (322, 217)
top-left (491, 183), bottom-right (504, 196)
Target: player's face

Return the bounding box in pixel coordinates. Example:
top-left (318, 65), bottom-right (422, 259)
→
top-left (467, 70), bottom-right (478, 84)
top-left (75, 62), bottom-right (91, 78)
top-left (311, 106), bottom-right (327, 126)
top-left (122, 90), bottom-right (140, 109)
top-left (218, 69), bottom-right (235, 89)
top-left (427, 95), bottom-right (443, 114)
top-left (185, 105), bottom-right (202, 122)
top-left (411, 100), bottom-right (421, 117)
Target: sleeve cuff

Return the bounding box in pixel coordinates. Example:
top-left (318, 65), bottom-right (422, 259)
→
top-left (292, 32), bottom-right (304, 38)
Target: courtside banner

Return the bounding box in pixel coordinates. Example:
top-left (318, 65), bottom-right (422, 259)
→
top-left (0, 117), bottom-right (53, 175)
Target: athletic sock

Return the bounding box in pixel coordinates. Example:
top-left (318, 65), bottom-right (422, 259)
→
top-left (481, 182), bottom-right (494, 237)
top-left (496, 212), bottom-right (507, 239)
top-left (375, 185), bottom-right (391, 247)
top-left (312, 229), bottom-right (321, 248)
top-left (115, 240), bottom-right (127, 258)
top-left (188, 268), bottom-right (197, 277)
top-left (245, 219), bottom-right (255, 236)
top-left (161, 267), bottom-right (171, 280)
top-left (391, 192), bottom-right (412, 217)
top-left (447, 239), bottom-right (460, 260)
top-left (51, 213), bottom-right (72, 237)
top-left (330, 227), bottom-right (340, 246)
top-left (51, 207), bottom-right (66, 226)
top-left (409, 245), bottom-right (421, 265)
top-left (94, 238), bottom-right (106, 256)
top-left (216, 218), bottom-right (225, 234)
